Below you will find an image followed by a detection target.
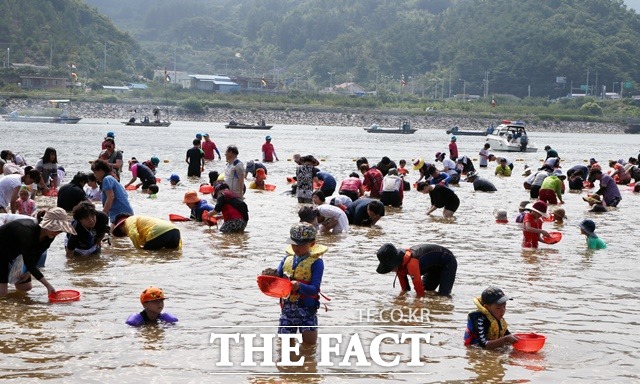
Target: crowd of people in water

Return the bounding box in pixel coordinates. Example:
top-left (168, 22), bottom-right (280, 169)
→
top-left (0, 129), bottom-right (637, 352)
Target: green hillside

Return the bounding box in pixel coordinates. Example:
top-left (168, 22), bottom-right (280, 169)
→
top-left (3, 0), bottom-right (640, 99)
top-left (82, 0), bottom-right (640, 98)
top-left (0, 0), bottom-right (157, 84)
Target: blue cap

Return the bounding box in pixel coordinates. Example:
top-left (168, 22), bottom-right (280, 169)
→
top-left (168, 173), bottom-right (180, 182)
top-left (203, 133), bottom-right (209, 137)
top-left (106, 131), bottom-right (115, 138)
top-left (265, 135), bottom-right (272, 140)
top-left (195, 133), bottom-right (202, 139)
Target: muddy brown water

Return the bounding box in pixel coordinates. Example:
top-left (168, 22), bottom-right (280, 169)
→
top-left (1, 119), bottom-right (639, 383)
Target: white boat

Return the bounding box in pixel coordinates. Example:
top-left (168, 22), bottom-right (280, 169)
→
top-left (485, 120), bottom-right (537, 152)
top-left (2, 99), bottom-right (82, 124)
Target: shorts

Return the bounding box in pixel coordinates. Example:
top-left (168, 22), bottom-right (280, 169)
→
top-left (339, 190), bottom-right (359, 201)
top-left (530, 185), bottom-right (541, 199)
top-left (380, 191), bottom-right (402, 207)
top-left (538, 189), bottom-right (558, 205)
top-left (606, 196), bottom-right (621, 207)
top-left (219, 218), bottom-right (247, 233)
top-left (444, 197), bottom-right (460, 213)
top-left (278, 301), bottom-right (318, 334)
top-left (143, 229), bottom-right (181, 250)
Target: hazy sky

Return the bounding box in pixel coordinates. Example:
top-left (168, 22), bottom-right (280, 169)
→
top-left (625, 0), bottom-right (640, 11)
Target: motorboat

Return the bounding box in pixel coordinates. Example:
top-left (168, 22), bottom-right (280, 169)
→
top-left (485, 120), bottom-right (537, 152)
top-left (225, 120), bottom-right (273, 130)
top-left (122, 108), bottom-right (171, 126)
top-left (364, 121), bottom-right (416, 134)
top-left (3, 99), bottom-right (82, 124)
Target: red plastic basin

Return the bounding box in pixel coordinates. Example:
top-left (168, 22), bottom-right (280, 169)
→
top-left (257, 275), bottom-right (292, 298)
top-left (513, 333), bottom-right (546, 353)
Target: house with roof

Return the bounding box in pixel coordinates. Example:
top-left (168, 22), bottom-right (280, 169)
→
top-left (127, 83), bottom-right (148, 90)
top-left (102, 85), bottom-right (131, 94)
top-left (189, 74), bottom-right (240, 93)
top-left (19, 75), bottom-right (67, 90)
top-left (333, 82), bottom-right (367, 96)
top-left (153, 69), bottom-right (191, 88)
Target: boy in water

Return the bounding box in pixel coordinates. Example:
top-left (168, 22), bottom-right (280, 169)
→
top-left (579, 219), bottom-right (607, 250)
top-left (464, 287), bottom-right (518, 350)
top-left (261, 222), bottom-right (327, 346)
top-left (126, 287), bottom-right (178, 326)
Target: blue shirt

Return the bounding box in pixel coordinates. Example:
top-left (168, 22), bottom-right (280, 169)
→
top-left (191, 199), bottom-right (215, 221)
top-left (316, 171), bottom-right (337, 191)
top-left (101, 175), bottom-right (134, 222)
top-left (276, 254), bottom-right (324, 308)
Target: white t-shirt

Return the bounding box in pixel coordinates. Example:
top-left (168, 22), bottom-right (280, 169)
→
top-left (317, 204), bottom-right (349, 234)
top-left (479, 148), bottom-right (490, 166)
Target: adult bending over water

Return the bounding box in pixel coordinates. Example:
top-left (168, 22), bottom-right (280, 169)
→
top-left (0, 207), bottom-right (76, 296)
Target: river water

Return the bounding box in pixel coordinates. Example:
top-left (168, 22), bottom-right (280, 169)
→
top-left (1, 119), bottom-right (639, 383)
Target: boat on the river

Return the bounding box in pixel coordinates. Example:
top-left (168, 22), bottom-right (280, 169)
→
top-left (225, 120), bottom-right (273, 130)
top-left (445, 125), bottom-right (491, 136)
top-left (122, 108), bottom-right (171, 127)
top-left (364, 121), bottom-right (416, 134)
top-left (625, 118), bottom-right (640, 134)
top-left (485, 120), bottom-right (538, 152)
top-left (3, 99), bottom-right (82, 124)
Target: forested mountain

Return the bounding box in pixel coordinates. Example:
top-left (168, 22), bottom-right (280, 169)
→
top-left (4, 0), bottom-right (640, 98)
top-left (0, 0), bottom-right (156, 82)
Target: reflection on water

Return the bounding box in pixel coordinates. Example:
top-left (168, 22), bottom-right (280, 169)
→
top-left (1, 120), bottom-right (639, 382)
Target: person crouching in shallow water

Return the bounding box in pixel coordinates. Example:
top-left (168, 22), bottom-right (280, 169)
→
top-left (111, 214), bottom-right (181, 250)
top-left (416, 182), bottom-right (460, 218)
top-left (376, 243), bottom-right (457, 296)
top-left (65, 201), bottom-right (109, 257)
top-left (126, 286), bottom-right (178, 327)
top-left (464, 287), bottom-right (518, 350)
top-left (0, 207), bottom-right (76, 296)
top-left (261, 223), bottom-right (327, 346)
top-left (379, 168), bottom-right (404, 207)
top-left (209, 183), bottom-right (249, 233)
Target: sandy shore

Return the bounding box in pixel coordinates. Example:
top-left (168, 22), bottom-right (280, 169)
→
top-left (5, 99), bottom-right (627, 133)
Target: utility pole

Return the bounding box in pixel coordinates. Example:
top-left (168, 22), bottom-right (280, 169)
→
top-left (103, 42), bottom-right (107, 72)
top-left (594, 68), bottom-right (598, 97)
top-left (448, 70), bottom-right (452, 99)
top-left (586, 68), bottom-right (590, 95)
top-left (483, 71), bottom-right (489, 98)
top-left (6, 48), bottom-right (9, 68)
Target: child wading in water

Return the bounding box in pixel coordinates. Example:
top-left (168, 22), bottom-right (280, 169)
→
top-left (262, 222), bottom-right (327, 346)
top-left (126, 287), bottom-right (178, 326)
top-left (16, 186), bottom-right (36, 215)
top-left (522, 201), bottom-right (550, 248)
top-left (464, 286), bottom-right (518, 350)
top-left (579, 219), bottom-right (607, 250)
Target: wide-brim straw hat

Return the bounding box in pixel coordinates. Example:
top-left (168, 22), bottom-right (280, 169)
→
top-left (40, 207), bottom-right (76, 235)
top-left (526, 201), bottom-right (549, 218)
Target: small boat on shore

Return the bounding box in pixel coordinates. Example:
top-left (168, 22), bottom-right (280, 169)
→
top-left (3, 99), bottom-right (82, 124)
top-left (445, 125), bottom-right (491, 136)
top-left (364, 121), bottom-right (416, 134)
top-left (225, 120), bottom-right (273, 130)
top-left (122, 108), bottom-right (171, 127)
top-left (485, 120), bottom-right (538, 152)
top-left (625, 118), bottom-right (640, 134)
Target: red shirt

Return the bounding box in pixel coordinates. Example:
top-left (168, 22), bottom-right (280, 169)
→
top-left (522, 212), bottom-right (542, 248)
top-left (449, 142), bottom-right (458, 159)
top-left (202, 140), bottom-right (217, 160)
top-left (262, 142), bottom-right (276, 162)
top-left (363, 168), bottom-right (383, 198)
top-left (397, 251), bottom-right (425, 297)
